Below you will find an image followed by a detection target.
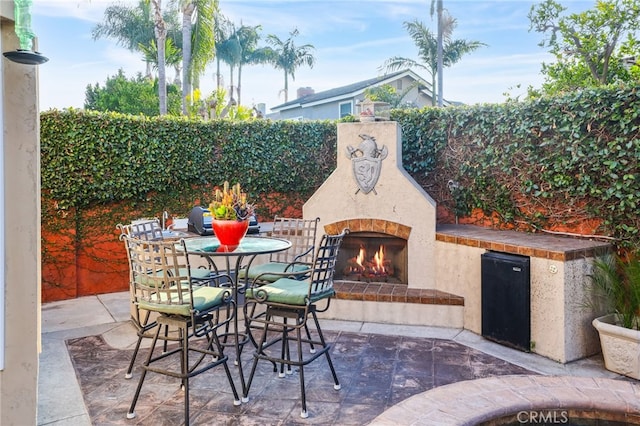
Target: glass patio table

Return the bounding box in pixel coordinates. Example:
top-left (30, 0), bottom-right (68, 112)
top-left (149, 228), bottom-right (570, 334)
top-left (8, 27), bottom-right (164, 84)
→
top-left (182, 235), bottom-right (292, 399)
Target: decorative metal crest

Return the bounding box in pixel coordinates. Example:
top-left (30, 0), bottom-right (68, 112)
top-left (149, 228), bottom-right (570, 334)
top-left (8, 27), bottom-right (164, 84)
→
top-left (345, 134), bottom-right (388, 195)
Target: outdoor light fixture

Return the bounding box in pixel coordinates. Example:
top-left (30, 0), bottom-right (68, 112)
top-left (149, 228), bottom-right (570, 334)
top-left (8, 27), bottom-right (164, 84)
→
top-left (3, 0), bottom-right (48, 65)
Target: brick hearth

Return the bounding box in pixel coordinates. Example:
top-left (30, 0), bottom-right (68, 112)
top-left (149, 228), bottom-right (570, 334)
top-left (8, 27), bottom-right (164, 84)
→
top-left (334, 281), bottom-right (464, 306)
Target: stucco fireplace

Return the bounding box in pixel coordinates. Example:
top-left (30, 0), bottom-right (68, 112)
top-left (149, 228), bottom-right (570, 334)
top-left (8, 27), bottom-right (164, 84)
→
top-left (304, 121), bottom-right (437, 288)
top-left (301, 122), bottom-right (610, 364)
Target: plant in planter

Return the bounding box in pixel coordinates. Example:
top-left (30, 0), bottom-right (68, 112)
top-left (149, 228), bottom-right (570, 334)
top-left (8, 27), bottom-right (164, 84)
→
top-left (208, 182), bottom-right (255, 246)
top-left (590, 251), bottom-right (640, 379)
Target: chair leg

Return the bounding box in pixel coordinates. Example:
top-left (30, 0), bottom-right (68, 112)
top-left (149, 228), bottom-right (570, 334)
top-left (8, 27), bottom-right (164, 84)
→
top-left (296, 324), bottom-right (309, 418)
top-left (127, 321), bottom-right (163, 419)
top-left (245, 305), bottom-right (340, 418)
top-left (127, 314), bottom-right (242, 423)
top-left (126, 314), bottom-right (172, 380)
top-left (125, 332), bottom-right (146, 379)
top-left (279, 317), bottom-right (290, 378)
top-left (201, 314), bottom-right (241, 405)
top-left (243, 310), bottom-right (271, 402)
top-left (180, 316), bottom-right (243, 422)
top-left (310, 309), bottom-right (340, 390)
top-left (125, 311), bottom-right (152, 379)
top-left (180, 325), bottom-right (190, 426)
top-left (243, 300), bottom-right (263, 348)
top-left (209, 322), bottom-right (242, 406)
top-left (245, 301), bottom-right (280, 374)
top-left (304, 322), bottom-right (316, 354)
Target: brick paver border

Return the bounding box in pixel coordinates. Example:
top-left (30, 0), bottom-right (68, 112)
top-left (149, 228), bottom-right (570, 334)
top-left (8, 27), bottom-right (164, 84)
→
top-left (370, 375), bottom-right (640, 425)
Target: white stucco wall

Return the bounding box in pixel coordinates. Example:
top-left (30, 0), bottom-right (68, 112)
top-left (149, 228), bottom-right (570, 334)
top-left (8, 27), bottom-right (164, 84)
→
top-left (531, 257), bottom-right (602, 362)
top-left (0, 11), bottom-right (41, 424)
top-left (434, 240), bottom-right (484, 332)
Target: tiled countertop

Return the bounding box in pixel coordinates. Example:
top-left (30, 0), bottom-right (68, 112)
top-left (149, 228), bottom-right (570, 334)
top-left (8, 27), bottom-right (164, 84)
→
top-left (436, 224), bottom-right (612, 261)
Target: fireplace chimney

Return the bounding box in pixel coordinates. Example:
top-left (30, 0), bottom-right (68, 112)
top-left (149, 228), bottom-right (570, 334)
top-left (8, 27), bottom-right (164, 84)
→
top-left (297, 87), bottom-right (315, 99)
top-left (303, 121), bottom-right (437, 288)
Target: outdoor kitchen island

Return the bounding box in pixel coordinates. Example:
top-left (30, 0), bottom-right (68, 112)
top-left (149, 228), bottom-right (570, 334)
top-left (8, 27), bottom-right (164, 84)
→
top-left (435, 224), bottom-right (612, 363)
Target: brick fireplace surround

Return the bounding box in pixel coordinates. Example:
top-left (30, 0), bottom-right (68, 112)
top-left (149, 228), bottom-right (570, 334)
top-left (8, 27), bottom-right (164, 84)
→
top-left (324, 218), bottom-right (463, 307)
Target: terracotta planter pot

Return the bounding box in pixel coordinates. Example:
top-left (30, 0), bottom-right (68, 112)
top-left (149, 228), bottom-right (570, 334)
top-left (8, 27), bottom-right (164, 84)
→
top-left (592, 314), bottom-right (640, 380)
top-left (212, 219), bottom-right (249, 246)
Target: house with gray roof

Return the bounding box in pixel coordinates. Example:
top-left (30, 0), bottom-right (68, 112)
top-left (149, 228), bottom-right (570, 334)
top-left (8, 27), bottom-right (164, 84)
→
top-left (267, 69), bottom-right (446, 121)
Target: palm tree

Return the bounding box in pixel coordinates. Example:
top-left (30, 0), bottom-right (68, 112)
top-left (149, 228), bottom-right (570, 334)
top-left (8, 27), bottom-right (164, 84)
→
top-left (92, 1), bottom-right (155, 77)
top-left (213, 13), bottom-right (233, 91)
top-left (150, 0), bottom-right (169, 115)
top-left (216, 22), bottom-right (242, 103)
top-left (138, 38), bottom-right (183, 85)
top-left (235, 24), bottom-right (272, 105)
top-left (381, 15), bottom-right (485, 106)
top-left (92, 0), bottom-right (180, 80)
top-left (93, 0), bottom-right (182, 115)
top-left (431, 0), bottom-right (444, 107)
top-left (265, 29), bottom-right (315, 103)
top-left (179, 0), bottom-right (217, 115)
top-left (213, 19), bottom-right (272, 106)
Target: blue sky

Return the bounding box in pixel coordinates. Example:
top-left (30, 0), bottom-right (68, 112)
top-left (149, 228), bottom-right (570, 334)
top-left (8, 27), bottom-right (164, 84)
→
top-left (31, 0), bottom-right (595, 112)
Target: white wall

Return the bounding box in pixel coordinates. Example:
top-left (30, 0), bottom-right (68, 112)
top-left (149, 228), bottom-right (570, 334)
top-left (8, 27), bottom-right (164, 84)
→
top-left (0, 11), bottom-right (41, 424)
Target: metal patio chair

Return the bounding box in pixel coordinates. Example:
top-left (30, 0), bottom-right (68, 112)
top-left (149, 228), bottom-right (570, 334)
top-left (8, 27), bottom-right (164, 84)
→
top-left (242, 229), bottom-right (348, 418)
top-left (238, 216), bottom-right (320, 346)
top-left (122, 218), bottom-right (164, 241)
top-left (122, 235), bottom-right (241, 424)
top-left (117, 219), bottom-right (214, 379)
top-left (117, 220), bottom-right (166, 379)
top-left (238, 216), bottom-right (320, 285)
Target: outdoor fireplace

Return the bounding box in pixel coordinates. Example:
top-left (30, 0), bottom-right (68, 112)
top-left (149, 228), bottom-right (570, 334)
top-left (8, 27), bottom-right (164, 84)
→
top-left (303, 121), bottom-right (437, 289)
top-left (336, 232), bottom-right (408, 284)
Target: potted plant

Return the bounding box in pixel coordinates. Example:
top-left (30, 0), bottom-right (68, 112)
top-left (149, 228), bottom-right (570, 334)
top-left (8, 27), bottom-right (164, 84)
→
top-left (590, 251), bottom-right (640, 379)
top-left (208, 181), bottom-right (254, 246)
top-left (356, 98), bottom-right (390, 122)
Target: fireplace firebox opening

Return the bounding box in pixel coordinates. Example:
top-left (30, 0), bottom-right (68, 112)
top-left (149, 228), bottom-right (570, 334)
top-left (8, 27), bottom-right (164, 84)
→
top-left (335, 231), bottom-right (408, 284)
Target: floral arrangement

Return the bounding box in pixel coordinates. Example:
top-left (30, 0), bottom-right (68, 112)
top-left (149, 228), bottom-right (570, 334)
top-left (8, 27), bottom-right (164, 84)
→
top-left (208, 181), bottom-right (254, 221)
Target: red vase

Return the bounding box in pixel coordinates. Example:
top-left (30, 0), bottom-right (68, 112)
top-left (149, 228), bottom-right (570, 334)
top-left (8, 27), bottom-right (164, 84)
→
top-left (212, 219), bottom-right (249, 247)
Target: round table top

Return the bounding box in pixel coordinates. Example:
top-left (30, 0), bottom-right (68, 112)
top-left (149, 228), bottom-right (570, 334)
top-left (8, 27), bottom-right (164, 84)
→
top-left (183, 235), bottom-right (292, 257)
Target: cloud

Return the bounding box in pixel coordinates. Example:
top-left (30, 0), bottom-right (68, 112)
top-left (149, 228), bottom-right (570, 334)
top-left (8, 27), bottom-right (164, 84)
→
top-left (320, 36), bottom-right (410, 56)
top-left (34, 0), bottom-right (110, 23)
top-left (33, 0), bottom-right (584, 112)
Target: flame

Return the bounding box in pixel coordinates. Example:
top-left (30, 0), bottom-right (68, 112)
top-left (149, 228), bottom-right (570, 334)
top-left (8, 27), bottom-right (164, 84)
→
top-left (373, 245), bottom-right (385, 273)
top-left (356, 247), bottom-right (365, 267)
top-left (346, 245), bottom-right (389, 277)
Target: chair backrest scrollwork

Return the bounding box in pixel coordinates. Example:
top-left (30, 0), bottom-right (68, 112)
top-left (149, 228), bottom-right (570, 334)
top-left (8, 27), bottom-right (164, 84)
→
top-left (122, 235), bottom-right (198, 314)
top-left (269, 216), bottom-right (320, 265)
top-left (117, 219), bottom-right (163, 242)
top-left (308, 229), bottom-right (349, 300)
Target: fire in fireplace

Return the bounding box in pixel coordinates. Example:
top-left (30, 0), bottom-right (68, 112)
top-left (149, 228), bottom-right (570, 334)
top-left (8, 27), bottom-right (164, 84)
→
top-left (335, 232), bottom-right (408, 284)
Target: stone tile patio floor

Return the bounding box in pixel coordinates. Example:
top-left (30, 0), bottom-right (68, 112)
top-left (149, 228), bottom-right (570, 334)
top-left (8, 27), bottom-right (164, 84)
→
top-left (39, 292), bottom-right (639, 425)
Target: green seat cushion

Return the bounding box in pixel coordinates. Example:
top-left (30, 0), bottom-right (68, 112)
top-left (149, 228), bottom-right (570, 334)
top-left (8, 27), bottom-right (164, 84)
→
top-left (138, 285), bottom-right (229, 316)
top-left (238, 262), bottom-right (309, 283)
top-left (188, 267), bottom-right (213, 281)
top-left (134, 273), bottom-right (160, 288)
top-left (245, 277), bottom-right (335, 306)
top-left (135, 268), bottom-right (211, 288)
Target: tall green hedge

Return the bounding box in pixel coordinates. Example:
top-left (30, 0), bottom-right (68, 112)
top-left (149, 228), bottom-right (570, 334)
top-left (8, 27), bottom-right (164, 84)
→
top-left (41, 84), bottom-right (640, 249)
top-left (394, 84), bottom-right (640, 249)
top-left (40, 109), bottom-right (336, 210)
